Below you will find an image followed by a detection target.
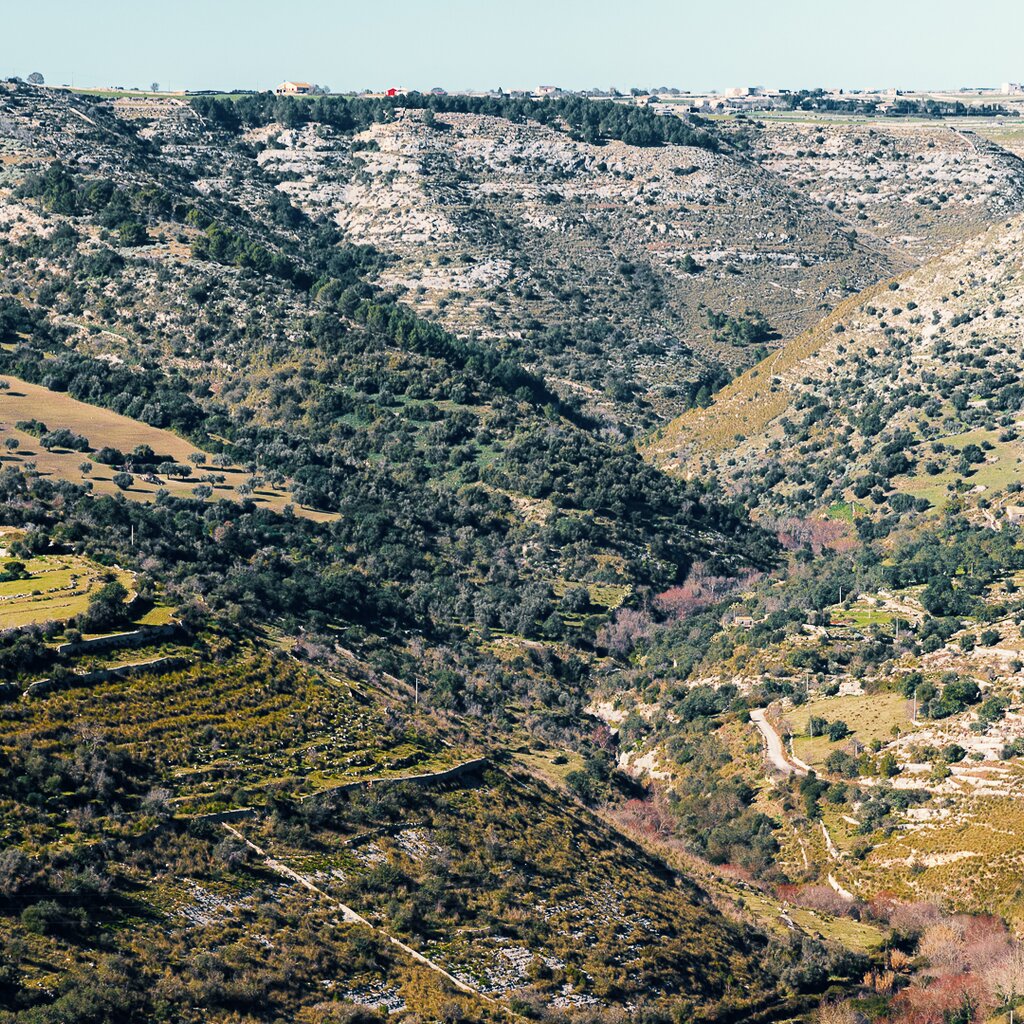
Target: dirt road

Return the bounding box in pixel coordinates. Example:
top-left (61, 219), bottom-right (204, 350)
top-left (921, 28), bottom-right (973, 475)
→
top-left (750, 709), bottom-right (808, 777)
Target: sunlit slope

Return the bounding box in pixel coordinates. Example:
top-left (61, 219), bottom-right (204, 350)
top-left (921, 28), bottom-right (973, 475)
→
top-left (645, 216), bottom-right (1024, 520)
top-left (644, 279), bottom-right (895, 471)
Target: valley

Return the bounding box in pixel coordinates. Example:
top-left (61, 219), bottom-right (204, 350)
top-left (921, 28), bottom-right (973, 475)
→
top-left (4, 72), bottom-right (1024, 1024)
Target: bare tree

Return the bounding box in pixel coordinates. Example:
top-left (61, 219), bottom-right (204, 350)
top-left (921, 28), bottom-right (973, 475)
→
top-left (815, 1002), bottom-right (858, 1024)
top-left (986, 943), bottom-right (1024, 1007)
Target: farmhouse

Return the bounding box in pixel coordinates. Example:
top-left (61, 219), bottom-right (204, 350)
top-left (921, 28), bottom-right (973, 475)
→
top-left (276, 81), bottom-right (313, 96)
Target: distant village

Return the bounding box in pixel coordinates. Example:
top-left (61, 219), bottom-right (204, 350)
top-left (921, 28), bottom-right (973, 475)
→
top-left (271, 80), bottom-right (1024, 117)
top-left (10, 73), bottom-right (1024, 119)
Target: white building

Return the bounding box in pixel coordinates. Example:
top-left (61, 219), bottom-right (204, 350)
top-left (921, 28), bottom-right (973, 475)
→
top-left (276, 81), bottom-right (313, 96)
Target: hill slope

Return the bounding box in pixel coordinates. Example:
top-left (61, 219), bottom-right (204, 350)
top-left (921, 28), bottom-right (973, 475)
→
top-left (722, 118), bottom-right (1024, 262)
top-left (648, 215), bottom-right (1024, 522)
top-left (0, 82), bottom-right (807, 1021)
top-left (0, 649), bottom-right (790, 1023)
top-left (260, 109), bottom-right (903, 424)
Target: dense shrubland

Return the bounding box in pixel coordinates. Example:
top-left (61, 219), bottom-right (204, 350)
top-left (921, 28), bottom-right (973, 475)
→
top-left (191, 91), bottom-right (723, 150)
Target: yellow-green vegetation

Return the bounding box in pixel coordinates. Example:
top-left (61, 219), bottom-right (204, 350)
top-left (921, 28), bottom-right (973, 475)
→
top-left (831, 597), bottom-right (897, 629)
top-left (511, 744), bottom-right (586, 786)
top-left (550, 576), bottom-right (631, 619)
top-left (895, 423), bottom-right (1024, 510)
top-left (788, 692), bottom-right (912, 768)
top-left (12, 653), bottom-right (458, 815)
top-left (729, 883), bottom-right (884, 954)
top-left (825, 501), bottom-right (856, 523)
top-left (136, 603), bottom-right (177, 626)
top-left (556, 578), bottom-right (629, 610)
top-left (0, 552), bottom-right (135, 629)
top-left (850, 788), bottom-right (1024, 927)
top-left (0, 649), bottom-right (782, 1022)
top-left (644, 280), bottom-right (893, 469)
top-left (231, 766), bottom-right (772, 1017)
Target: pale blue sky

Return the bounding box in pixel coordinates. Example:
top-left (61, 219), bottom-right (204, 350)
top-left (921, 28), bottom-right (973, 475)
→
top-left (4, 0), bottom-right (1023, 94)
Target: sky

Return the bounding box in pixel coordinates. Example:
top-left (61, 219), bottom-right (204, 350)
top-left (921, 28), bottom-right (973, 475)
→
top-left (3, 0), bottom-right (1023, 94)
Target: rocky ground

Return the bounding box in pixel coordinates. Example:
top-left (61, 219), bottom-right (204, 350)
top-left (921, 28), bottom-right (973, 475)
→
top-left (727, 118), bottom-right (1024, 262)
top-left (254, 109), bottom-right (905, 423)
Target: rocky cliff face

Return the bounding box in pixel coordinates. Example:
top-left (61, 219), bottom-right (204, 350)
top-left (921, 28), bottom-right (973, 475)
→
top-left (253, 109), bottom-right (906, 424)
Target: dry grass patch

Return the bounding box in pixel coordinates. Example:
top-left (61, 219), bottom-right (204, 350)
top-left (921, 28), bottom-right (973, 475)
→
top-left (788, 692), bottom-right (913, 768)
top-left (0, 376), bottom-right (334, 522)
top-left (645, 280), bottom-right (894, 470)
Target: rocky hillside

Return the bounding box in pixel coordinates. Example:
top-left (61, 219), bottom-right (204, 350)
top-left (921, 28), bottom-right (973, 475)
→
top-left (725, 118), bottom-right (1024, 263)
top-left (256, 109), bottom-right (903, 424)
top-left (8, 87), bottom-right (1024, 434)
top-left (31, 86), bottom-right (906, 427)
top-left (648, 214), bottom-right (1024, 524)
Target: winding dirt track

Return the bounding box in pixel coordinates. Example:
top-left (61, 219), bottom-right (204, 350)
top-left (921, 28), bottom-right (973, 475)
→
top-left (750, 709), bottom-right (808, 777)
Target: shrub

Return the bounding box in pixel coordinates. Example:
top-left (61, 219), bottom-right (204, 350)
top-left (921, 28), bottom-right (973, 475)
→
top-left (827, 720), bottom-right (850, 742)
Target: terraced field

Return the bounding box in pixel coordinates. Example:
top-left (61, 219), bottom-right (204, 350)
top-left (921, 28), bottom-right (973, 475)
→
top-left (0, 648), bottom-right (778, 1022)
top-left (0, 551), bottom-right (135, 629)
top-left (833, 784), bottom-right (1024, 927)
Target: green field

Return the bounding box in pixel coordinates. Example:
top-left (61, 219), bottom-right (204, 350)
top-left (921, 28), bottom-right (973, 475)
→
top-left (831, 598), bottom-right (897, 629)
top-left (731, 884), bottom-right (885, 953)
top-left (825, 501), bottom-right (856, 523)
top-left (0, 553), bottom-right (135, 630)
top-left (895, 423), bottom-right (1024, 509)
top-left (789, 692), bottom-right (912, 767)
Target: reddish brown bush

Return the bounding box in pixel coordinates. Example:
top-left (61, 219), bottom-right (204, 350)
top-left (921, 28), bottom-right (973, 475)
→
top-left (770, 516), bottom-right (857, 554)
top-left (775, 883), bottom-right (854, 918)
top-left (888, 972), bottom-right (988, 1024)
top-left (888, 900), bottom-right (944, 935)
top-left (613, 796), bottom-right (676, 840)
top-left (598, 608), bottom-right (652, 655)
top-left (653, 564), bottom-right (761, 621)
